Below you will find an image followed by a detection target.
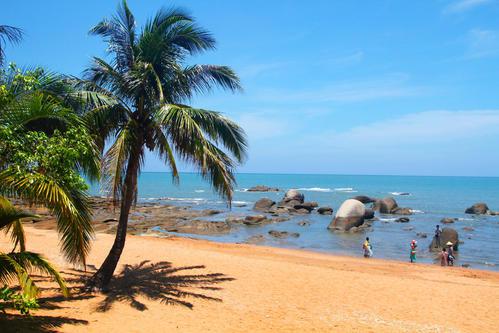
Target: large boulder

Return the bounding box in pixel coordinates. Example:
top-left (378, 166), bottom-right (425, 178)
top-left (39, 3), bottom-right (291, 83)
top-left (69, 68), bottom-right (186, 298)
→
top-left (247, 185), bottom-right (280, 192)
top-left (465, 203), bottom-right (489, 215)
top-left (429, 227), bottom-right (459, 251)
top-left (243, 215), bottom-right (267, 225)
top-left (352, 195), bottom-right (377, 204)
top-left (364, 208), bottom-right (375, 220)
top-left (283, 189), bottom-right (304, 203)
top-left (294, 201), bottom-right (318, 212)
top-left (328, 199), bottom-right (365, 231)
top-left (253, 198), bottom-right (276, 212)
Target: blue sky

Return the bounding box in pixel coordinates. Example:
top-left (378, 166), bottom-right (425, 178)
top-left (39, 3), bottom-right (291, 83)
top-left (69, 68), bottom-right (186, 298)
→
top-left (2, 0), bottom-right (499, 176)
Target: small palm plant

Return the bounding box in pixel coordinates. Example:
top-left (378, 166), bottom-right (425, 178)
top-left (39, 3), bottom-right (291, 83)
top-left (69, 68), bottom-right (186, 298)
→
top-left (0, 196), bottom-right (68, 315)
top-left (0, 25), bottom-right (23, 66)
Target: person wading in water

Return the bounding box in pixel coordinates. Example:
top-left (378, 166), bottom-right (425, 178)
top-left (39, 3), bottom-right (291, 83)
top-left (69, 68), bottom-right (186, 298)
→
top-left (363, 237), bottom-right (373, 258)
top-left (434, 225), bottom-right (442, 248)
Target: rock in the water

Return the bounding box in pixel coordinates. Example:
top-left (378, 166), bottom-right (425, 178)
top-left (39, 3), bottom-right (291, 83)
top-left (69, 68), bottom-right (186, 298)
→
top-left (462, 263), bottom-right (471, 268)
top-left (441, 217), bottom-right (457, 224)
top-left (165, 220), bottom-right (230, 235)
top-left (298, 220), bottom-right (311, 226)
top-left (375, 197), bottom-right (398, 213)
top-left (283, 189), bottom-right (304, 203)
top-left (245, 234), bottom-right (266, 244)
top-left (328, 199), bottom-right (365, 231)
top-left (243, 215), bottom-right (267, 225)
top-left (317, 206), bottom-right (333, 215)
top-left (463, 226), bottom-right (474, 231)
top-left (429, 227), bottom-right (459, 251)
top-left (294, 201), bottom-right (318, 212)
top-left (373, 197), bottom-right (413, 215)
top-left (268, 230), bottom-right (300, 238)
top-left (225, 216), bottom-right (244, 224)
top-left (247, 185), bottom-right (280, 192)
top-left (364, 208), bottom-right (375, 220)
top-left (352, 195), bottom-right (377, 204)
top-left (396, 217), bottom-right (410, 223)
top-left (416, 232), bottom-right (428, 238)
top-left (253, 198), bottom-right (276, 212)
top-left (465, 202), bottom-right (489, 215)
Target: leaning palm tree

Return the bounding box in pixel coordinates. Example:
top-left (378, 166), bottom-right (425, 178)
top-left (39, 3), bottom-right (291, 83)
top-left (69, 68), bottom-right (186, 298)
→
top-left (82, 1), bottom-right (247, 289)
top-left (0, 25), bottom-right (23, 65)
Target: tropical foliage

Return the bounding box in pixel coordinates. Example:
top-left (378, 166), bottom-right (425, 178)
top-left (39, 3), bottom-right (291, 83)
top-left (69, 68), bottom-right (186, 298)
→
top-left (81, 0), bottom-right (247, 288)
top-left (0, 65), bottom-right (97, 313)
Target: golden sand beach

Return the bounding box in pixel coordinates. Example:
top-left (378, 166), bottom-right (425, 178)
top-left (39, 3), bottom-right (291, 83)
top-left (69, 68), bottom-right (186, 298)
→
top-left (1, 226), bottom-right (498, 332)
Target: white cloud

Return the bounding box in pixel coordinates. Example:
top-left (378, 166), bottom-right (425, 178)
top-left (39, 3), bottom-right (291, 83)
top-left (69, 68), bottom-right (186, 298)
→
top-left (316, 110), bottom-right (499, 150)
top-left (444, 0), bottom-right (493, 13)
top-left (255, 73), bottom-right (427, 103)
top-left (466, 28), bottom-right (499, 59)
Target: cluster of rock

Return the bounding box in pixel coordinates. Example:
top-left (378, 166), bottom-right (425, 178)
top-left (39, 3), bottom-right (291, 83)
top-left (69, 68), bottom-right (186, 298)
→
top-left (247, 185), bottom-right (280, 192)
top-left (253, 189), bottom-right (332, 216)
top-left (465, 202), bottom-right (498, 215)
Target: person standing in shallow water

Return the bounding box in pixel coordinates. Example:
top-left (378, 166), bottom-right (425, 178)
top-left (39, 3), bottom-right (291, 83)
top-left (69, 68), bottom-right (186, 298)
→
top-left (363, 237), bottom-right (373, 258)
top-left (446, 241), bottom-right (455, 266)
top-left (440, 247), bottom-right (448, 266)
top-left (410, 240), bottom-right (417, 263)
top-left (434, 225), bottom-right (442, 248)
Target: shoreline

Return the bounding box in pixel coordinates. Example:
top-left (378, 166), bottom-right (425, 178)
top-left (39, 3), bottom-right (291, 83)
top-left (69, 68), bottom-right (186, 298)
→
top-left (1, 226), bottom-right (498, 332)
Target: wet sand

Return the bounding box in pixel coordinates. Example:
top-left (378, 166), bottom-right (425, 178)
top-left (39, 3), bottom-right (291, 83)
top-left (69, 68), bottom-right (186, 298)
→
top-left (1, 226), bottom-right (498, 332)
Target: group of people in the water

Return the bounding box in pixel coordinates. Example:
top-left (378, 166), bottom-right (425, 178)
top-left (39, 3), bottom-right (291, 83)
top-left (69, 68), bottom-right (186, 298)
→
top-left (362, 224), bottom-right (456, 266)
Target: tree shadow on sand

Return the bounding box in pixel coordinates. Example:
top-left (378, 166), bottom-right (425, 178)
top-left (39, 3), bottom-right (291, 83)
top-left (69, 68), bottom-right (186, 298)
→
top-left (0, 261), bottom-right (233, 332)
top-left (0, 314), bottom-right (88, 333)
top-left (95, 260), bottom-right (235, 312)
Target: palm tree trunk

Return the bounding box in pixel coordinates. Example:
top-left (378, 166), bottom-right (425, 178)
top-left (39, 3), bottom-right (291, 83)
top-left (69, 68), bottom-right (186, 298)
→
top-left (87, 147), bottom-right (141, 290)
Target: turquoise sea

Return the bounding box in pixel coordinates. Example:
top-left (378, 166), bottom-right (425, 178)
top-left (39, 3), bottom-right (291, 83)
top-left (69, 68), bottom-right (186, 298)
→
top-left (90, 173), bottom-right (499, 271)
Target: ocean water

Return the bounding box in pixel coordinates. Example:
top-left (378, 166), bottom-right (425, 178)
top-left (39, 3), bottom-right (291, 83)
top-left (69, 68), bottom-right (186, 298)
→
top-left (89, 173), bottom-right (499, 271)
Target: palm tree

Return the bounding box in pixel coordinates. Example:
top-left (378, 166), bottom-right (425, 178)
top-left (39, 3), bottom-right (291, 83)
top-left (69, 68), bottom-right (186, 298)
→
top-left (82, 0), bottom-right (247, 289)
top-left (0, 25), bottom-right (23, 65)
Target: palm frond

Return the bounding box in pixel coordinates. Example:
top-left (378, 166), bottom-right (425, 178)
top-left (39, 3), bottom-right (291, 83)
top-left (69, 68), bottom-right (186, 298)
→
top-left (0, 25), bottom-right (23, 65)
top-left (0, 252), bottom-right (68, 298)
top-left (0, 171), bottom-right (93, 267)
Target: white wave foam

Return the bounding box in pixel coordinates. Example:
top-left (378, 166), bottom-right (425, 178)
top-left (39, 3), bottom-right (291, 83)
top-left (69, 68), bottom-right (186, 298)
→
top-left (390, 192), bottom-right (411, 196)
top-left (410, 209), bottom-right (425, 214)
top-left (379, 218), bottom-right (397, 222)
top-left (159, 197), bottom-right (206, 203)
top-left (233, 200), bottom-right (251, 205)
top-left (194, 189), bottom-right (205, 193)
top-left (297, 187), bottom-right (333, 192)
top-left (235, 188), bottom-right (248, 192)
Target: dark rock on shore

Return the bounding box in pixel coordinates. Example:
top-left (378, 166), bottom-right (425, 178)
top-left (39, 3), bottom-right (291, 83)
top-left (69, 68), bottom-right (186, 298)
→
top-left (164, 220), bottom-right (231, 235)
top-left (317, 206), bottom-right (333, 215)
top-left (294, 201), bottom-right (318, 212)
top-left (244, 234), bottom-right (266, 244)
top-left (268, 230), bottom-right (300, 239)
top-left (352, 195), bottom-right (377, 204)
top-left (465, 203), bottom-right (489, 215)
top-left (328, 199), bottom-right (365, 232)
top-left (243, 215), bottom-right (267, 225)
top-left (247, 185), bottom-right (280, 192)
top-left (395, 217), bottom-right (410, 223)
top-left (429, 227), bottom-right (459, 251)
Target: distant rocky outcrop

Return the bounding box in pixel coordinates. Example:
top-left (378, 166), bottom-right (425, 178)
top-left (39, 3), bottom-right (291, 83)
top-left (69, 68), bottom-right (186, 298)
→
top-left (247, 185), bottom-right (280, 192)
top-left (373, 197), bottom-right (413, 215)
top-left (328, 199), bottom-right (365, 232)
top-left (465, 203), bottom-right (490, 215)
top-left (429, 227), bottom-right (459, 251)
